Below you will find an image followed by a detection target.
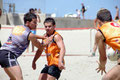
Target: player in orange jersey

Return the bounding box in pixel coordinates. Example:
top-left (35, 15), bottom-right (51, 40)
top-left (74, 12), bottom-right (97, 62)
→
top-left (95, 8), bottom-right (120, 80)
top-left (32, 17), bottom-right (66, 80)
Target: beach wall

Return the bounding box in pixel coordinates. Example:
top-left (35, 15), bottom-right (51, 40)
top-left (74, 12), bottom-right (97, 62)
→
top-left (54, 17), bottom-right (94, 28)
top-left (0, 13), bottom-right (94, 28)
top-left (0, 13), bottom-right (46, 28)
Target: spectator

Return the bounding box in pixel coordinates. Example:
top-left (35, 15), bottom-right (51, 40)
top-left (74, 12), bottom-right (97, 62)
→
top-left (81, 3), bottom-right (86, 19)
top-left (38, 8), bottom-right (41, 14)
top-left (115, 6), bottom-right (119, 20)
top-left (35, 8), bottom-right (41, 23)
top-left (26, 8), bottom-right (36, 53)
top-left (34, 8), bottom-right (37, 14)
top-left (76, 9), bottom-right (81, 19)
top-left (26, 8), bottom-right (41, 53)
top-left (91, 18), bottom-right (100, 57)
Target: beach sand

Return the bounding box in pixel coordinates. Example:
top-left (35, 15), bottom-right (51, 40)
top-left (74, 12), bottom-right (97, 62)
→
top-left (0, 52), bottom-right (116, 80)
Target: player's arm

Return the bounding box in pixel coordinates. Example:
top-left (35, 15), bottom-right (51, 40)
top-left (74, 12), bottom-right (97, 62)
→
top-left (33, 48), bottom-right (44, 63)
top-left (54, 35), bottom-right (66, 70)
top-left (29, 33), bottom-right (53, 47)
top-left (95, 31), bottom-right (107, 75)
top-left (96, 31), bottom-right (107, 67)
top-left (35, 35), bottom-right (46, 39)
top-left (28, 33), bottom-right (44, 48)
top-left (32, 48), bottom-right (44, 70)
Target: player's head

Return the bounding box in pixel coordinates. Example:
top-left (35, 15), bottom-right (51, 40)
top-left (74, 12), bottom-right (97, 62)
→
top-left (96, 8), bottom-right (112, 26)
top-left (81, 3), bottom-right (84, 6)
top-left (44, 17), bottom-right (56, 35)
top-left (76, 9), bottom-right (78, 11)
top-left (24, 12), bottom-right (37, 29)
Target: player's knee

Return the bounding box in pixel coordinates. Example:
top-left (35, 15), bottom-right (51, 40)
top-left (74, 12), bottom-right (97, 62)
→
top-left (102, 75), bottom-right (112, 80)
top-left (47, 77), bottom-right (54, 80)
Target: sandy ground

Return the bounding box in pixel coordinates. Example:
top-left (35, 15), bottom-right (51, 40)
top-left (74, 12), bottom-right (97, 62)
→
top-left (0, 52), bottom-right (117, 80)
top-left (0, 27), bottom-right (116, 80)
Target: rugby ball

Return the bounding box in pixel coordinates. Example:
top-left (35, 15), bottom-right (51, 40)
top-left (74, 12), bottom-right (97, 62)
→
top-left (107, 48), bottom-right (119, 61)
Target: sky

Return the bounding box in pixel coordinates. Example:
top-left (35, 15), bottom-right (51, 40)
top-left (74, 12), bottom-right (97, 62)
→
top-left (3, 0), bottom-right (120, 19)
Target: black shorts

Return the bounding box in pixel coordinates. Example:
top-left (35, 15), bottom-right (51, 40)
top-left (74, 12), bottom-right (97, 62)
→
top-left (41, 65), bottom-right (62, 79)
top-left (0, 50), bottom-right (19, 68)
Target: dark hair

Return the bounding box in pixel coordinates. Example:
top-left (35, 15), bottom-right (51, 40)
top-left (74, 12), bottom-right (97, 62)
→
top-left (97, 9), bottom-right (112, 22)
top-left (44, 17), bottom-right (56, 25)
top-left (29, 8), bottom-right (34, 13)
top-left (24, 12), bottom-right (37, 23)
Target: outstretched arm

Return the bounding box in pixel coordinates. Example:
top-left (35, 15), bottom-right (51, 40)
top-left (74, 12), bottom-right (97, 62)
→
top-left (29, 33), bottom-right (44, 48)
top-left (35, 35), bottom-right (46, 39)
top-left (29, 33), bottom-right (54, 47)
top-left (95, 31), bottom-right (107, 75)
top-left (54, 35), bottom-right (66, 70)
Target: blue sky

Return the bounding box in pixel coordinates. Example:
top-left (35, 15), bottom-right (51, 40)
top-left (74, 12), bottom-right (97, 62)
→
top-left (3, 0), bottom-right (120, 19)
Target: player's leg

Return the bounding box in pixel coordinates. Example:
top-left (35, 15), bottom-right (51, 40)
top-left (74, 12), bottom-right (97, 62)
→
top-left (4, 65), bottom-right (23, 80)
top-left (47, 74), bottom-right (56, 80)
top-left (47, 65), bottom-right (61, 80)
top-left (26, 44), bottom-right (29, 53)
top-left (39, 65), bottom-right (49, 80)
top-left (102, 64), bottom-right (120, 80)
top-left (102, 55), bottom-right (120, 80)
top-left (0, 50), bottom-right (23, 80)
top-left (39, 73), bottom-right (47, 80)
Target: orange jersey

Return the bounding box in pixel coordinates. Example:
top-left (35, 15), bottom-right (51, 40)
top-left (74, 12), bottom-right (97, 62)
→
top-left (44, 31), bottom-right (64, 66)
top-left (99, 22), bottom-right (120, 50)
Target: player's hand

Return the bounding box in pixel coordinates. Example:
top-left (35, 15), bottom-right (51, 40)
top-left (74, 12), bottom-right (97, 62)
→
top-left (96, 61), bottom-right (106, 75)
top-left (48, 34), bottom-right (55, 41)
top-left (58, 60), bottom-right (65, 70)
top-left (32, 61), bottom-right (36, 70)
top-left (42, 34), bottom-right (55, 46)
